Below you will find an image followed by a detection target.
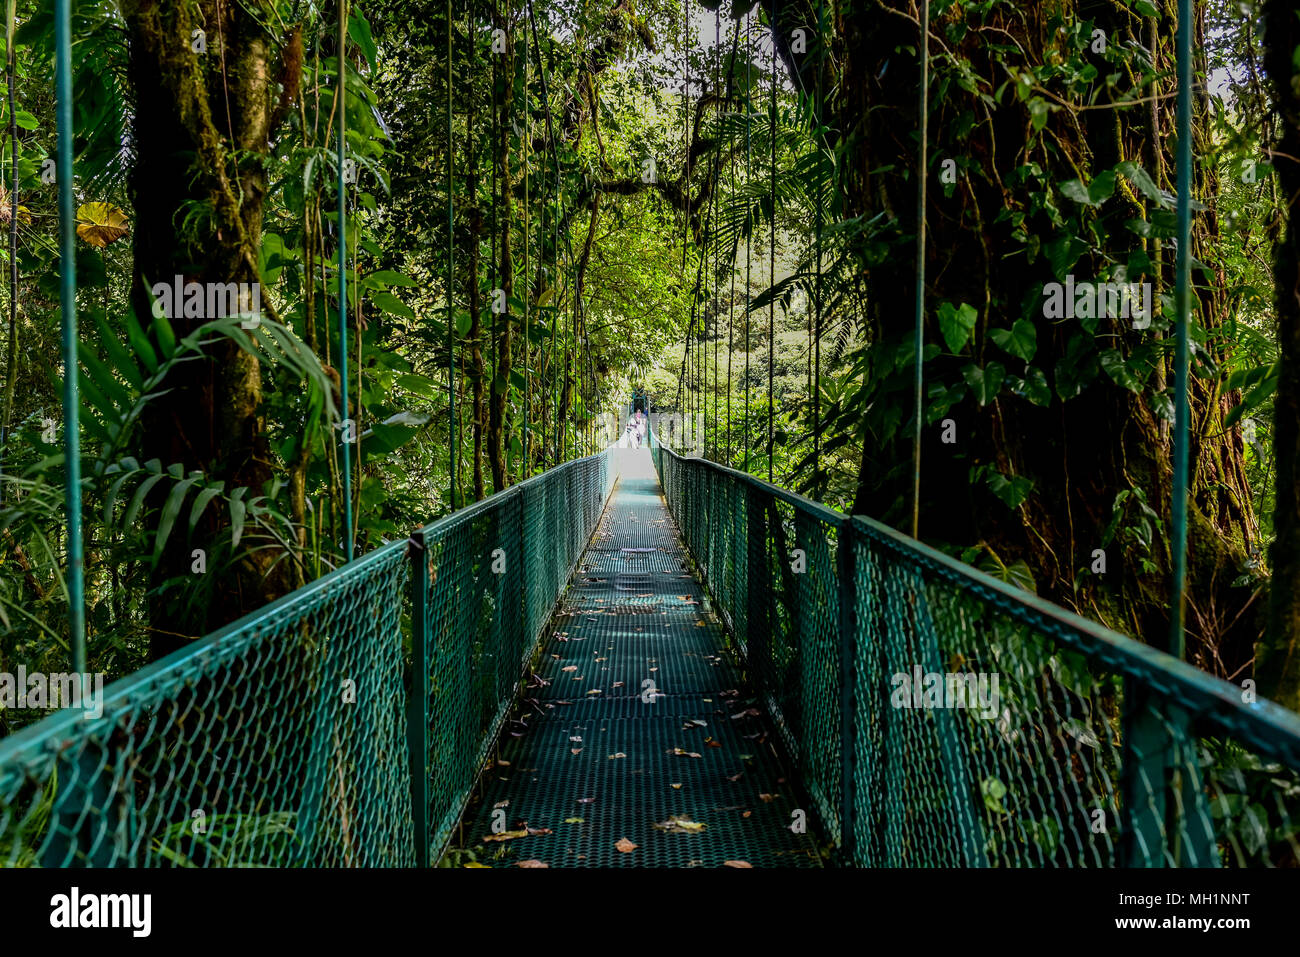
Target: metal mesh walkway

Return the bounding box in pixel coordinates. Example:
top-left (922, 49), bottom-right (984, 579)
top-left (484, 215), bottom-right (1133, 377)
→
top-left (453, 450), bottom-right (822, 867)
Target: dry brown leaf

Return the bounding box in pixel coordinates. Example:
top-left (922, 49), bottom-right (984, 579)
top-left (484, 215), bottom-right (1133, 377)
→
top-left (723, 860), bottom-right (753, 868)
top-left (518, 859), bottom-right (549, 868)
top-left (615, 837), bottom-right (638, 853)
top-left (75, 202), bottom-right (129, 247)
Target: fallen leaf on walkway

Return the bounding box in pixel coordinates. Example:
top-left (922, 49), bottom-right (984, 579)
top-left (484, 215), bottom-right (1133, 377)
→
top-left (587, 689), bottom-right (603, 695)
top-left (612, 681), bottom-right (624, 689)
top-left (667, 748), bottom-right (702, 758)
top-left (615, 838), bottom-right (638, 853)
top-left (564, 817), bottom-right (584, 824)
top-left (759, 793), bottom-right (779, 802)
top-left (497, 760), bottom-right (511, 767)
top-left (723, 860), bottom-right (753, 868)
top-left (608, 752), bottom-right (626, 759)
top-left (683, 719), bottom-right (707, 729)
top-left (655, 815), bottom-right (706, 834)
top-left (569, 736), bottom-right (582, 742)
top-left (727, 772), bottom-right (744, 782)
top-left (731, 708), bottom-right (762, 720)
top-left (518, 860), bottom-right (549, 868)
top-left (705, 737), bottom-right (722, 748)
top-left (493, 800), bottom-right (509, 809)
top-left (670, 783), bottom-right (683, 789)
top-left (562, 665), bottom-right (577, 672)
top-left (570, 748), bottom-right (583, 755)
top-left (577, 797), bottom-right (596, 804)
top-left (526, 827), bottom-right (552, 836)
top-left (483, 830), bottom-right (529, 842)
top-left (742, 811), bottom-right (752, 818)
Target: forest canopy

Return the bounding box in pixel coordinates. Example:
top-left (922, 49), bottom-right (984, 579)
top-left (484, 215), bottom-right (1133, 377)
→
top-left (3, 0), bottom-right (1300, 731)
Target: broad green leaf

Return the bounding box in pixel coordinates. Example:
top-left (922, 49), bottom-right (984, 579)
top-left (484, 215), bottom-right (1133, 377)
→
top-left (1099, 349), bottom-right (1141, 392)
top-left (1028, 97), bottom-right (1050, 131)
top-left (396, 373), bottom-right (443, 400)
top-left (962, 361), bottom-right (1005, 405)
top-left (938, 301), bottom-right (978, 353)
top-left (348, 10), bottom-right (379, 73)
top-left (990, 319), bottom-right (1037, 361)
top-left (364, 269), bottom-right (420, 288)
top-left (1023, 366), bottom-right (1052, 406)
top-left (369, 289), bottom-right (415, 320)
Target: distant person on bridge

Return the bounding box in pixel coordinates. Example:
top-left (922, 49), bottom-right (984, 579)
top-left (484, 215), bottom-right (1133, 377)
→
top-left (635, 410), bottom-right (646, 448)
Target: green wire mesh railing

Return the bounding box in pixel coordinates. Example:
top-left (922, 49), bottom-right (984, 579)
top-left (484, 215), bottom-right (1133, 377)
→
top-left (0, 540), bottom-right (413, 867)
top-left (410, 452), bottom-right (615, 863)
top-left (0, 449), bottom-right (613, 867)
top-left (651, 435), bottom-right (1300, 867)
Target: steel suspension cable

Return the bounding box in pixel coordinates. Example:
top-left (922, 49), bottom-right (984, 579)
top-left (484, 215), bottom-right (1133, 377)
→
top-left (522, 3), bottom-right (531, 476)
top-left (446, 0), bottom-right (459, 509)
top-left (527, 1), bottom-right (577, 466)
top-left (742, 8), bottom-right (751, 472)
top-left (910, 0), bottom-right (929, 539)
top-left (338, 0), bottom-right (356, 557)
top-left (767, 0), bottom-right (775, 483)
top-left (710, 8), bottom-right (721, 459)
top-left (1170, 0), bottom-right (1192, 658)
top-left (812, 3), bottom-right (823, 496)
top-left (55, 0), bottom-right (84, 671)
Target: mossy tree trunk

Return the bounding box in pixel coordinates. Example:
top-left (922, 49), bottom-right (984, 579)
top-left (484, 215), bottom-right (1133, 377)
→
top-left (124, 0), bottom-right (296, 655)
top-left (1261, 0), bottom-right (1300, 709)
top-left (770, 0), bottom-right (1262, 681)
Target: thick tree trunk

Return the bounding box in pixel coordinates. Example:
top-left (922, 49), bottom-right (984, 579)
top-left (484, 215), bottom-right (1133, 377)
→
top-left (1261, 0), bottom-right (1300, 708)
top-left (779, 0), bottom-right (1261, 678)
top-left (124, 0), bottom-right (291, 655)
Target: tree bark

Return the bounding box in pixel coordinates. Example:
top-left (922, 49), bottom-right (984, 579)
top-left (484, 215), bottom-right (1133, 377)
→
top-left (774, 0), bottom-right (1261, 678)
top-left (124, 0), bottom-right (292, 655)
top-left (1261, 0), bottom-right (1300, 708)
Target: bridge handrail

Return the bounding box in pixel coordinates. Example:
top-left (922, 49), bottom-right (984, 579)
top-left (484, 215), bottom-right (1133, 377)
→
top-left (650, 427), bottom-right (1300, 866)
top-left (0, 448), bottom-right (614, 867)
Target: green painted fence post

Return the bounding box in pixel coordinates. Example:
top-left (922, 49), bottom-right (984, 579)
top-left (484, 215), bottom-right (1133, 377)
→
top-left (1120, 680), bottom-right (1218, 866)
top-left (913, 569), bottom-right (989, 868)
top-left (407, 529), bottom-right (430, 867)
top-left (837, 520), bottom-right (857, 864)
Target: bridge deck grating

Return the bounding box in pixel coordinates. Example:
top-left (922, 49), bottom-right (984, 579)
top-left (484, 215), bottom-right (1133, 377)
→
top-left (451, 451), bottom-right (824, 868)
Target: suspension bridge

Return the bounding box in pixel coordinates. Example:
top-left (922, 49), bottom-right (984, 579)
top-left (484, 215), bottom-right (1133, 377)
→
top-left (4, 0), bottom-right (1300, 870)
top-left (3, 421), bottom-right (1299, 868)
